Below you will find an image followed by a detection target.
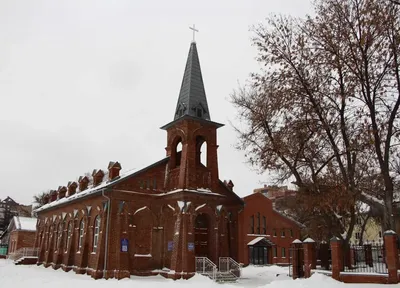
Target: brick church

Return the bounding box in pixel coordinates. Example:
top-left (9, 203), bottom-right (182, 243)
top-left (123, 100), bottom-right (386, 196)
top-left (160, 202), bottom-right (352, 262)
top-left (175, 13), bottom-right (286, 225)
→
top-left (34, 40), bottom-right (244, 279)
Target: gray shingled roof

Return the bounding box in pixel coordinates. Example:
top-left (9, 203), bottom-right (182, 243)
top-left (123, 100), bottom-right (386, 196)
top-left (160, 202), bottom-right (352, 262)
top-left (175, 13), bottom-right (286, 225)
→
top-left (174, 42), bottom-right (211, 121)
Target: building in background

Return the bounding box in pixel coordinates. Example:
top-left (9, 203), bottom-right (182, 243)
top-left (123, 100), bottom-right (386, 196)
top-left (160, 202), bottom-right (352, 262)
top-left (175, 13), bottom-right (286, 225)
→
top-left (2, 216), bottom-right (37, 255)
top-left (253, 185), bottom-right (297, 208)
top-left (0, 197), bottom-right (32, 239)
top-left (238, 193), bottom-right (304, 266)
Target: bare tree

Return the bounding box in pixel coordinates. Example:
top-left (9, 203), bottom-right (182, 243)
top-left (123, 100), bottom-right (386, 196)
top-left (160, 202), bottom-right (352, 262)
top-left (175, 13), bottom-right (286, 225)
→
top-left (232, 0), bottom-right (400, 236)
top-left (33, 191), bottom-right (48, 209)
top-left (311, 0), bottom-right (400, 230)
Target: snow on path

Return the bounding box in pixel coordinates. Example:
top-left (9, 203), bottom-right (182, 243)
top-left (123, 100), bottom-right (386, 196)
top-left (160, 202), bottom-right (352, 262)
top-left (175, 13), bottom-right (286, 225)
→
top-left (0, 260), bottom-right (396, 288)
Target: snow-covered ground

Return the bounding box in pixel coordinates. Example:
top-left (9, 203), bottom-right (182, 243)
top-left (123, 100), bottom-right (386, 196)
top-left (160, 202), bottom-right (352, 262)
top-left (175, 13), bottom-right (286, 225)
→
top-left (0, 259), bottom-right (396, 288)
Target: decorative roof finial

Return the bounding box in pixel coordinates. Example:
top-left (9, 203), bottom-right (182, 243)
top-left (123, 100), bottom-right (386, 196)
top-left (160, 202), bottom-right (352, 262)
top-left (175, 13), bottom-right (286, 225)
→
top-left (189, 24), bottom-right (199, 43)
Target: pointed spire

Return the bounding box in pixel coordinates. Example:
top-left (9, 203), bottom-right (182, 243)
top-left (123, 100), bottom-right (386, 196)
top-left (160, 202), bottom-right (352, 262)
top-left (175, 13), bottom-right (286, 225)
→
top-left (174, 42), bottom-right (211, 121)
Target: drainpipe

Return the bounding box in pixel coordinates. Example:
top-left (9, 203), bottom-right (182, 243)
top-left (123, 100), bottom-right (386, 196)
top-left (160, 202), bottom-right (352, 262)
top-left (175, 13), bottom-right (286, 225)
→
top-left (102, 189), bottom-right (111, 279)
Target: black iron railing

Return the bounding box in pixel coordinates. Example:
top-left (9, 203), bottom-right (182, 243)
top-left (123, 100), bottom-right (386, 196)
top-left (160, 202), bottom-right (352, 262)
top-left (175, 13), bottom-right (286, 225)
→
top-left (343, 243), bottom-right (387, 274)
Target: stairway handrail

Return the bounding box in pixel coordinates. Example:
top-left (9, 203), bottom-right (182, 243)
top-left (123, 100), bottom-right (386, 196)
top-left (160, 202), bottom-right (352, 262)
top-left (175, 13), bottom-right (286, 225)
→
top-left (195, 256), bottom-right (217, 280)
top-left (8, 247), bottom-right (39, 261)
top-left (218, 256), bottom-right (241, 279)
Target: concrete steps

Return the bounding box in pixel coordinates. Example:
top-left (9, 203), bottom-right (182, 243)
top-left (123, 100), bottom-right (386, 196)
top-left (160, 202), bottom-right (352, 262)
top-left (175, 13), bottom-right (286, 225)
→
top-left (199, 272), bottom-right (238, 283)
top-left (14, 256), bottom-right (38, 265)
top-left (215, 272), bottom-right (239, 283)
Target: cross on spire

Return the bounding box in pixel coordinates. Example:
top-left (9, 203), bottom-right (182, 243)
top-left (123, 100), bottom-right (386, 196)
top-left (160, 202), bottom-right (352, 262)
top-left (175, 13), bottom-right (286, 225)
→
top-left (189, 24), bottom-right (199, 42)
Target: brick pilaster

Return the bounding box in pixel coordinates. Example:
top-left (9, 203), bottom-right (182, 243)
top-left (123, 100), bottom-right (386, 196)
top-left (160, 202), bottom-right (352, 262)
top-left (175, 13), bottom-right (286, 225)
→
top-left (330, 237), bottom-right (343, 281)
top-left (115, 212), bottom-right (130, 279)
top-left (183, 212), bottom-right (195, 278)
top-left (303, 238), bottom-right (316, 278)
top-left (170, 213), bottom-right (184, 276)
top-left (384, 231), bottom-right (399, 284)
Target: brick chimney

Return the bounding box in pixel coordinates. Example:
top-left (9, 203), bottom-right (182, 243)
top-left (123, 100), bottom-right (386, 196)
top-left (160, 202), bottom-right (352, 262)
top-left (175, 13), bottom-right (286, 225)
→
top-left (78, 176), bottom-right (90, 192)
top-left (57, 186), bottom-right (67, 200)
top-left (108, 161), bottom-right (122, 181)
top-left (43, 194), bottom-right (50, 204)
top-left (67, 181), bottom-right (78, 197)
top-left (227, 180), bottom-right (234, 191)
top-left (92, 169), bottom-right (105, 186)
top-left (49, 190), bottom-right (58, 202)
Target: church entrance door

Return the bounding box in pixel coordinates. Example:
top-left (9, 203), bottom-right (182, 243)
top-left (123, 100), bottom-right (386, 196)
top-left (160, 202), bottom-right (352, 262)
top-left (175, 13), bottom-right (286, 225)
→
top-left (194, 213), bottom-right (209, 258)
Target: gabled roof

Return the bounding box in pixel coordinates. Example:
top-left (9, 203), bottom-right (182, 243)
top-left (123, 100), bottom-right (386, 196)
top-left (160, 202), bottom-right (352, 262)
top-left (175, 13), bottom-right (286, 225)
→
top-left (247, 237), bottom-right (275, 246)
top-left (173, 42), bottom-right (211, 121)
top-left (9, 216), bottom-right (37, 232)
top-left (1, 196), bottom-right (18, 205)
top-left (242, 192), bottom-right (305, 228)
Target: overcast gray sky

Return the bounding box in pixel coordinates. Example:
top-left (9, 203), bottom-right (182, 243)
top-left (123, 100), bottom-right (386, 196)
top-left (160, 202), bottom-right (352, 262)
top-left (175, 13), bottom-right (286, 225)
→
top-left (0, 0), bottom-right (313, 205)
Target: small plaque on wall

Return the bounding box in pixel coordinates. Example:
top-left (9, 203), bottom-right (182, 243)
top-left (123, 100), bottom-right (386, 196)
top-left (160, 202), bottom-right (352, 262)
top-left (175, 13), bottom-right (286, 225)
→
top-left (168, 241), bottom-right (174, 251)
top-left (121, 238), bottom-right (129, 252)
top-left (188, 242), bottom-right (194, 251)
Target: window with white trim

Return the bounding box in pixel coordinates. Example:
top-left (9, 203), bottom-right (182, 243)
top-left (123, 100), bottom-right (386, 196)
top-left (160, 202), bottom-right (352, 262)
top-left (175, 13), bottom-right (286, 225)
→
top-left (54, 223), bottom-right (59, 251)
top-left (92, 216), bottom-right (101, 253)
top-left (65, 221), bottom-right (72, 252)
top-left (56, 223), bottom-right (63, 251)
top-left (78, 219), bottom-right (85, 251)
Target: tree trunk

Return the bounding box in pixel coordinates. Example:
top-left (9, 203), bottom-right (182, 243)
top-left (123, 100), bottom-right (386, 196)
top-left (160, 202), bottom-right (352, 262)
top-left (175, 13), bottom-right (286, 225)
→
top-left (384, 196), bottom-right (395, 231)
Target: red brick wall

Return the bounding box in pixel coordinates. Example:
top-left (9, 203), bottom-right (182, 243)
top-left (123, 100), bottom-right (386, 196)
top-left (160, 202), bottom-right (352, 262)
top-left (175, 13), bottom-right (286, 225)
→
top-left (238, 193), bottom-right (301, 266)
top-left (8, 230), bottom-right (36, 254)
top-left (36, 173), bottom-right (242, 278)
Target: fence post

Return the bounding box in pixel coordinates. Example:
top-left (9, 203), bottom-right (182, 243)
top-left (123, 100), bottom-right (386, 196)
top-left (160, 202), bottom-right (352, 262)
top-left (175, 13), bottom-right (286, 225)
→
top-left (303, 238), bottom-right (315, 278)
top-left (384, 231), bottom-right (399, 284)
top-left (330, 237), bottom-right (342, 281)
top-left (291, 239), bottom-right (302, 279)
top-left (363, 243), bottom-right (373, 267)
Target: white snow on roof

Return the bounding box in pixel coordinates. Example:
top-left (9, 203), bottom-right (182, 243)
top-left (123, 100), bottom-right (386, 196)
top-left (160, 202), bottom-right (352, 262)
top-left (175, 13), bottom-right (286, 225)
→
top-left (247, 236), bottom-right (265, 246)
top-left (361, 192), bottom-right (384, 205)
top-left (292, 239), bottom-right (302, 244)
top-left (358, 202), bottom-right (370, 213)
top-left (14, 216), bottom-right (37, 231)
top-left (303, 237), bottom-right (315, 243)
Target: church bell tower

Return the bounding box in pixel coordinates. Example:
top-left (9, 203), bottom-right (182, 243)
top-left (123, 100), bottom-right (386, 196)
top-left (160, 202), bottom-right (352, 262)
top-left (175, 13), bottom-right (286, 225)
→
top-left (160, 41), bottom-right (224, 192)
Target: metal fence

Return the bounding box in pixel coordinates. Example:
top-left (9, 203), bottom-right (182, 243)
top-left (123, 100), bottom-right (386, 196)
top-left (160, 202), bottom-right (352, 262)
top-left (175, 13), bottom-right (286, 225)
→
top-left (343, 243), bottom-right (387, 274)
top-left (0, 244), bottom-right (7, 256)
top-left (7, 247), bottom-right (39, 261)
top-left (316, 243), bottom-right (332, 270)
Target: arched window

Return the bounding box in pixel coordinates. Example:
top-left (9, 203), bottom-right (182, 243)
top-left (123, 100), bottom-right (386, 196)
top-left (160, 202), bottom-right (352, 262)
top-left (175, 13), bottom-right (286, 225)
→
top-left (92, 215), bottom-right (101, 253)
top-left (46, 226), bottom-right (51, 250)
top-left (65, 221), bottom-right (72, 252)
top-left (54, 223), bottom-right (59, 251)
top-left (78, 219), bottom-right (85, 251)
top-left (196, 136), bottom-right (207, 167)
top-left (57, 222), bottom-right (63, 250)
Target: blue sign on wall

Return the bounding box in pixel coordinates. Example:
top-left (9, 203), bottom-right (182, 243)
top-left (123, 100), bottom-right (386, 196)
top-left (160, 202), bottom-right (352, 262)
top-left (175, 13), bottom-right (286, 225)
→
top-left (188, 242), bottom-right (194, 251)
top-left (168, 241), bottom-right (174, 251)
top-left (121, 238), bottom-right (129, 252)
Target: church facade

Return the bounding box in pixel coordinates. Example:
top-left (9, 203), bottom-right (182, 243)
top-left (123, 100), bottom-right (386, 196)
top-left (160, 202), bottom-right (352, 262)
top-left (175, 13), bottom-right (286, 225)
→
top-left (34, 41), bottom-right (244, 279)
